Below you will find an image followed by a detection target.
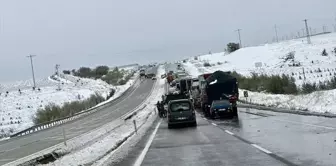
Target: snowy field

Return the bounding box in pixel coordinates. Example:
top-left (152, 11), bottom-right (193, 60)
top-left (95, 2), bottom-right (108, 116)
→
top-left (183, 33), bottom-right (336, 114)
top-left (191, 33), bottom-right (336, 86)
top-left (0, 72), bottom-right (137, 139)
top-left (39, 65), bottom-right (165, 166)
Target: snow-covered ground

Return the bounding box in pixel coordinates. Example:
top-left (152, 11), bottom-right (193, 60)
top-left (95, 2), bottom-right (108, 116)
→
top-left (192, 33), bottom-right (336, 86)
top-left (183, 33), bottom-right (336, 114)
top-left (0, 72), bottom-right (137, 138)
top-left (40, 65), bottom-right (165, 166)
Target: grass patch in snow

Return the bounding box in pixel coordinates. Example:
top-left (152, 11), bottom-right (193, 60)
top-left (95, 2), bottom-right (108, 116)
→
top-left (231, 71), bottom-right (298, 94)
top-left (233, 70), bottom-right (336, 95)
top-left (33, 93), bottom-right (106, 124)
top-left (301, 77), bottom-right (336, 94)
top-left (69, 66), bottom-right (135, 86)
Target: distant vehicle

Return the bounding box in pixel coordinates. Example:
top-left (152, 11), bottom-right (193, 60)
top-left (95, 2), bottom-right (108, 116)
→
top-left (146, 73), bottom-right (155, 79)
top-left (167, 99), bottom-right (197, 128)
top-left (163, 93), bottom-right (188, 105)
top-left (201, 71), bottom-right (238, 118)
top-left (152, 77), bottom-right (157, 80)
top-left (167, 73), bottom-right (174, 83)
top-left (140, 69), bottom-right (146, 77)
top-left (198, 73), bottom-right (213, 109)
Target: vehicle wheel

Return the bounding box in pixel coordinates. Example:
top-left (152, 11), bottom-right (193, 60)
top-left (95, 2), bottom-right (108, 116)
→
top-left (232, 107), bottom-right (238, 117)
top-left (191, 121), bottom-right (197, 127)
top-left (209, 111), bottom-right (215, 119)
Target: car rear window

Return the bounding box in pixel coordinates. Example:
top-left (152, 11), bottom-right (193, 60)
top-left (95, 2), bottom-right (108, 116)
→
top-left (212, 100), bottom-right (230, 106)
top-left (170, 102), bottom-right (191, 112)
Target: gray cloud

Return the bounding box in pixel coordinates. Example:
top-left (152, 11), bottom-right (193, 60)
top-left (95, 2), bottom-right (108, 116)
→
top-left (0, 0), bottom-right (335, 81)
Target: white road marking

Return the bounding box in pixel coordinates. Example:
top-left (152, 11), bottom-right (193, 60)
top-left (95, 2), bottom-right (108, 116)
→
top-left (211, 123), bottom-right (217, 126)
top-left (133, 120), bottom-right (162, 166)
top-left (251, 144), bottom-right (272, 154)
top-left (225, 130), bottom-right (234, 135)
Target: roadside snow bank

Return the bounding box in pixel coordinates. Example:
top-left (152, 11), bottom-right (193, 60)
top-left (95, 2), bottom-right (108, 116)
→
top-left (41, 66), bottom-right (165, 166)
top-left (239, 89), bottom-right (336, 114)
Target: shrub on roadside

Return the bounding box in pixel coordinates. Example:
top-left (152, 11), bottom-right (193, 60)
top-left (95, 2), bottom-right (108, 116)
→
top-left (69, 65), bottom-right (133, 86)
top-left (33, 93), bottom-right (106, 125)
top-left (203, 62), bottom-right (211, 67)
top-left (231, 72), bottom-right (298, 94)
top-left (227, 43), bottom-right (240, 53)
top-left (62, 70), bottom-right (71, 74)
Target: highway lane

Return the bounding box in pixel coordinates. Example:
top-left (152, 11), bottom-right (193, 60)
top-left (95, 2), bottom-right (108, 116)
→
top-left (115, 115), bottom-right (285, 166)
top-left (114, 107), bottom-right (336, 166)
top-left (210, 108), bottom-right (336, 166)
top-left (0, 67), bottom-right (158, 165)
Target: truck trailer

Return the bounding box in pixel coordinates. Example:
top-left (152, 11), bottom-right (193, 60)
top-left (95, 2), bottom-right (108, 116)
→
top-left (201, 71), bottom-right (239, 118)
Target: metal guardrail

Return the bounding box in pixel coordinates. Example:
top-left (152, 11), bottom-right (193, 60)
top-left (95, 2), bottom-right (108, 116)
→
top-left (10, 76), bottom-right (140, 138)
top-left (124, 104), bottom-right (148, 121)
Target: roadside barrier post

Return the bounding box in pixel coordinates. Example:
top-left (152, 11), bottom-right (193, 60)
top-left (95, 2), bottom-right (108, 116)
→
top-left (133, 120), bottom-right (137, 134)
top-left (63, 127), bottom-right (67, 146)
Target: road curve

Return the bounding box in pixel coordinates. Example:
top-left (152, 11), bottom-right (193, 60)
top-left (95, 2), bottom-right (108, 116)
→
top-left (0, 67), bottom-right (158, 165)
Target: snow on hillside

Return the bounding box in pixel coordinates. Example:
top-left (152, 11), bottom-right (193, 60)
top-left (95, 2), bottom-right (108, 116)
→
top-left (0, 73), bottom-right (137, 139)
top-left (192, 33), bottom-right (336, 86)
top-left (183, 33), bottom-right (336, 114)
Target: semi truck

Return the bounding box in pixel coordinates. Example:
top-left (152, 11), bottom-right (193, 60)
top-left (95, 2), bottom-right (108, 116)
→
top-left (200, 71), bottom-right (239, 118)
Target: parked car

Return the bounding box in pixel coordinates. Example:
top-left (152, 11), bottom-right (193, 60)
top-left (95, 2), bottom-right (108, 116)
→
top-left (167, 99), bottom-right (197, 128)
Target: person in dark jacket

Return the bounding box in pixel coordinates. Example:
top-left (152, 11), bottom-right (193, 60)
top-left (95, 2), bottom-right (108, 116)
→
top-left (160, 101), bottom-right (166, 118)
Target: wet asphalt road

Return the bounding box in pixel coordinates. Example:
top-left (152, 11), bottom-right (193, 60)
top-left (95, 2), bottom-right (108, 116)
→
top-left (0, 67), bottom-right (157, 165)
top-left (114, 107), bottom-right (336, 166)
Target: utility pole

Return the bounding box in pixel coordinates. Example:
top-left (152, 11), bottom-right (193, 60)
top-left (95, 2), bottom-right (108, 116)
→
top-left (235, 29), bottom-right (242, 48)
top-left (297, 31), bottom-right (300, 37)
top-left (274, 25), bottom-right (279, 42)
top-left (302, 67), bottom-right (306, 81)
top-left (334, 17), bottom-right (336, 32)
top-left (27, 55), bottom-right (36, 89)
top-left (303, 19), bottom-right (311, 44)
top-left (55, 64), bottom-right (61, 90)
top-left (322, 25), bottom-right (326, 33)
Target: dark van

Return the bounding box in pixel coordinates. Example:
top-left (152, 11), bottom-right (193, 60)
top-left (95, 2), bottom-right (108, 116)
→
top-left (167, 99), bottom-right (197, 128)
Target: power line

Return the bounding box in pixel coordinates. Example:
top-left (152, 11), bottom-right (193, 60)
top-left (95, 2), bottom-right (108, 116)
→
top-left (235, 29), bottom-right (242, 48)
top-left (303, 19), bottom-right (311, 44)
top-left (27, 55), bottom-right (37, 89)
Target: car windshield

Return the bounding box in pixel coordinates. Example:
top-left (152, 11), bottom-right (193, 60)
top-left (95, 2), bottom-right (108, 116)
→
top-left (170, 101), bottom-right (191, 112)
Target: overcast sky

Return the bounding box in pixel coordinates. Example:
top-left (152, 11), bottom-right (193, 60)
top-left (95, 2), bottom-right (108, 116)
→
top-left (0, 0), bottom-right (335, 82)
